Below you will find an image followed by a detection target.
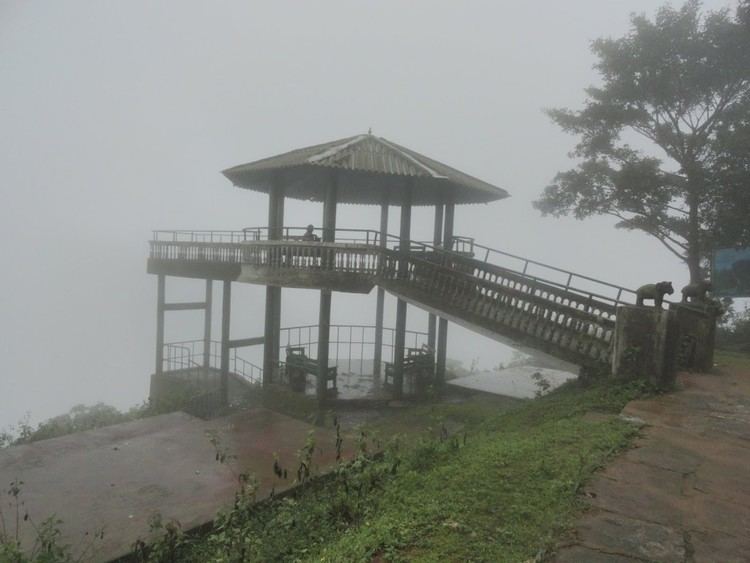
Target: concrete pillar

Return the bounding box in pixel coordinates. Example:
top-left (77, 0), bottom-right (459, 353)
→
top-left (155, 274), bottom-right (165, 375)
top-left (373, 197), bottom-right (388, 378)
top-left (317, 172), bottom-right (338, 406)
top-left (203, 279), bottom-right (213, 369)
top-left (427, 204), bottom-right (444, 351)
top-left (317, 289), bottom-right (332, 406)
top-left (612, 304), bottom-right (677, 388)
top-left (393, 184), bottom-right (412, 398)
top-left (220, 280), bottom-right (231, 406)
top-left (263, 288), bottom-right (275, 386)
top-left (263, 180), bottom-right (284, 384)
top-left (436, 200), bottom-right (455, 386)
top-left (669, 303), bottom-right (718, 372)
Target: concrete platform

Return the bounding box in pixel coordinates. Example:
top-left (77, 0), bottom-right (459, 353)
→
top-left (0, 408), bottom-right (347, 562)
top-left (447, 365), bottom-right (577, 399)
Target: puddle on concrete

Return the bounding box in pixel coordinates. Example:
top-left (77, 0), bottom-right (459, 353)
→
top-left (448, 365), bottom-right (577, 399)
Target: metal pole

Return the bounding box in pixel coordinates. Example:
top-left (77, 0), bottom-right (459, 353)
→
top-left (203, 279), bottom-right (213, 369)
top-left (427, 204), bottom-right (444, 351)
top-left (393, 183), bottom-right (412, 398)
top-left (317, 172), bottom-right (338, 406)
top-left (220, 280), bottom-right (231, 407)
top-left (436, 200), bottom-right (454, 387)
top-left (155, 274), bottom-right (165, 375)
top-left (373, 195), bottom-right (388, 378)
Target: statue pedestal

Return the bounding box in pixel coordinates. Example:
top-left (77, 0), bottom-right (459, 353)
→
top-left (611, 305), bottom-right (677, 387)
top-left (668, 303), bottom-right (717, 372)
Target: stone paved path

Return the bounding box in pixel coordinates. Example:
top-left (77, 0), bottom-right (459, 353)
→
top-left (555, 359), bottom-right (750, 563)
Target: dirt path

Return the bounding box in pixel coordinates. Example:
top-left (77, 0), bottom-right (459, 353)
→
top-left (555, 357), bottom-right (750, 563)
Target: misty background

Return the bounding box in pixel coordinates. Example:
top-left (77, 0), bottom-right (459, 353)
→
top-left (0, 0), bottom-right (733, 429)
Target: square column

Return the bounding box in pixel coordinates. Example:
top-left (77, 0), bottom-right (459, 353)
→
top-left (263, 180), bottom-right (284, 384)
top-left (155, 274), bottom-right (165, 375)
top-left (436, 200), bottom-right (454, 387)
top-left (427, 204), bottom-right (444, 351)
top-left (393, 184), bottom-right (412, 399)
top-left (220, 280), bottom-right (231, 406)
top-left (203, 279), bottom-right (213, 369)
top-left (373, 195), bottom-right (389, 378)
top-left (317, 172), bottom-right (338, 407)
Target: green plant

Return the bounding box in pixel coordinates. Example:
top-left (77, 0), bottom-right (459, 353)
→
top-left (531, 371), bottom-right (552, 398)
top-left (0, 479), bottom-right (104, 562)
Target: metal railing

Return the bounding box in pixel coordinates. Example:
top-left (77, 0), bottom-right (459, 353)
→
top-left (163, 340), bottom-right (263, 384)
top-left (279, 324), bottom-right (428, 376)
top-left (163, 325), bottom-right (429, 382)
top-left (149, 227), bottom-right (638, 308)
top-left (378, 247), bottom-right (616, 365)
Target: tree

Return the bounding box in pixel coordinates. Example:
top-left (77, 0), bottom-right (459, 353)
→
top-left (535, 1), bottom-right (750, 283)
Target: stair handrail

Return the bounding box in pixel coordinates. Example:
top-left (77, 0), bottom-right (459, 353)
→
top-left (379, 233), bottom-right (636, 307)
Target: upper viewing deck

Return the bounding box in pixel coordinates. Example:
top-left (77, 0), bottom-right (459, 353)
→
top-left (148, 226), bottom-right (635, 306)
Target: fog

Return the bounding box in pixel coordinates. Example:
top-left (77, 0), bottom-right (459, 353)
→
top-left (0, 0), bottom-right (732, 429)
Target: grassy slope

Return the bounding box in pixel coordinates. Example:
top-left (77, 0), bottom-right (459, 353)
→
top-left (171, 380), bottom-right (648, 563)
top-left (315, 383), bottom-right (645, 562)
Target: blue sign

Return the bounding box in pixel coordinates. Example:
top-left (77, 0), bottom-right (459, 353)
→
top-left (713, 248), bottom-right (750, 297)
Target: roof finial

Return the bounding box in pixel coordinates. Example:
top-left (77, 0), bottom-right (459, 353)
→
top-left (368, 127), bottom-right (372, 135)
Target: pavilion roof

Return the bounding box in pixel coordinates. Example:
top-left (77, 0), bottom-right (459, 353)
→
top-left (222, 134), bottom-right (509, 206)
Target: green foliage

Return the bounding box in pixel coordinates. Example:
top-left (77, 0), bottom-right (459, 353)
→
top-left (716, 301), bottom-right (750, 352)
top-left (536, 1), bottom-right (750, 282)
top-left (138, 379), bottom-right (648, 562)
top-left (1, 398), bottom-right (192, 449)
top-left (11, 404), bottom-right (138, 445)
top-left (0, 478), bottom-right (104, 563)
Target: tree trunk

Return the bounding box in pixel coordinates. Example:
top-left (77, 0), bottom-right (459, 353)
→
top-left (686, 251), bottom-right (702, 284)
top-left (686, 169), bottom-right (703, 284)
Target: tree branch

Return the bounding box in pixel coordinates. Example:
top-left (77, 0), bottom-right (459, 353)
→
top-left (605, 211), bottom-right (687, 261)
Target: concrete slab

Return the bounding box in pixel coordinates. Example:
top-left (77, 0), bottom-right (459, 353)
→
top-left (0, 408), bottom-right (348, 562)
top-left (447, 365), bottom-right (577, 399)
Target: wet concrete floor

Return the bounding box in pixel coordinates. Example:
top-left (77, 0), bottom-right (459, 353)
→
top-left (0, 408), bottom-right (347, 562)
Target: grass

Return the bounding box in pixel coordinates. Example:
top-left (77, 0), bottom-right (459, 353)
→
top-left (136, 378), bottom-right (650, 562)
top-left (715, 348), bottom-right (750, 372)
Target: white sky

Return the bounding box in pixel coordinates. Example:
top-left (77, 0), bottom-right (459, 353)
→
top-left (0, 0), bottom-right (736, 428)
